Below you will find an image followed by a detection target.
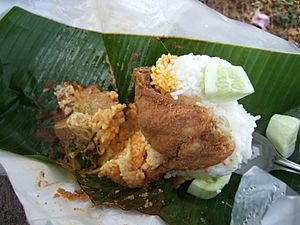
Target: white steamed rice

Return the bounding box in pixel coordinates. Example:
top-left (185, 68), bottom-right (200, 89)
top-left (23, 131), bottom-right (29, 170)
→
top-left (165, 53), bottom-right (260, 177)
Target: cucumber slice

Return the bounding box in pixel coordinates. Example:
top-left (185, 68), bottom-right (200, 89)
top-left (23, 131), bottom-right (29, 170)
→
top-left (204, 64), bottom-right (254, 102)
top-left (266, 114), bottom-right (300, 158)
top-left (187, 174), bottom-right (231, 199)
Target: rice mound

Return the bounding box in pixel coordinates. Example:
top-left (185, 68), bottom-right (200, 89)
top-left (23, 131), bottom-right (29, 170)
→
top-left (154, 53), bottom-right (260, 177)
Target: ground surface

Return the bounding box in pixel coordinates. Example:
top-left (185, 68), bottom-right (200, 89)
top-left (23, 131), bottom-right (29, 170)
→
top-left (202, 0), bottom-right (300, 46)
top-left (0, 176), bottom-right (29, 225)
top-left (1, 1), bottom-right (299, 225)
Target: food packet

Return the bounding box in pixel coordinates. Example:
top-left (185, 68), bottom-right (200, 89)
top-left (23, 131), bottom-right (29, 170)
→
top-left (0, 1), bottom-right (299, 225)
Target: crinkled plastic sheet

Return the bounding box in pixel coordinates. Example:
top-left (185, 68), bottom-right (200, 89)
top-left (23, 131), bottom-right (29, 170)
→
top-left (0, 150), bottom-right (166, 225)
top-left (0, 0), bottom-right (299, 225)
top-left (231, 166), bottom-right (299, 225)
top-left (0, 0), bottom-right (299, 53)
top-left (262, 196), bottom-right (300, 225)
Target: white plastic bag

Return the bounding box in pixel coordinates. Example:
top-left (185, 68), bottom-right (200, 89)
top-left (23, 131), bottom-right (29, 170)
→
top-left (0, 0), bottom-right (299, 53)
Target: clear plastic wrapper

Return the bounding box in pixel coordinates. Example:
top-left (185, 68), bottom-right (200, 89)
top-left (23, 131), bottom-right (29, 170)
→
top-left (231, 166), bottom-right (298, 225)
top-left (262, 196), bottom-right (300, 225)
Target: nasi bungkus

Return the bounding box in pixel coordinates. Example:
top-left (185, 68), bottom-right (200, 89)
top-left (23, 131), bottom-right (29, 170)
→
top-left (54, 53), bottom-right (259, 197)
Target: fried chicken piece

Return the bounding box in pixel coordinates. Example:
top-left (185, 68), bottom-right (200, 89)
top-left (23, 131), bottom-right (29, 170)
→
top-left (132, 67), bottom-right (235, 170)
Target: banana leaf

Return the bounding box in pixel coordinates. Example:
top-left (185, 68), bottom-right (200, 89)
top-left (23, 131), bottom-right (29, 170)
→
top-left (0, 7), bottom-right (300, 225)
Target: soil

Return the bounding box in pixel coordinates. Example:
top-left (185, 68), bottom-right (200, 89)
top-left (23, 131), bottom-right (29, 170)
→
top-left (202, 0), bottom-right (300, 46)
top-left (0, 176), bottom-right (29, 225)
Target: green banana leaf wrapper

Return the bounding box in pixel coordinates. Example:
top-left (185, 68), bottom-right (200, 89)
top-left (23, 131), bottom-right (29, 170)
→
top-left (0, 7), bottom-right (300, 225)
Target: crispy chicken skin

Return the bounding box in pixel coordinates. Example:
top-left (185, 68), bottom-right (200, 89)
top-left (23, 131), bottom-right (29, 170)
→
top-left (132, 67), bottom-right (235, 170)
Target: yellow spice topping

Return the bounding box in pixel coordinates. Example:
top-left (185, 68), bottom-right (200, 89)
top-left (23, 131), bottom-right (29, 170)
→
top-left (150, 54), bottom-right (178, 95)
